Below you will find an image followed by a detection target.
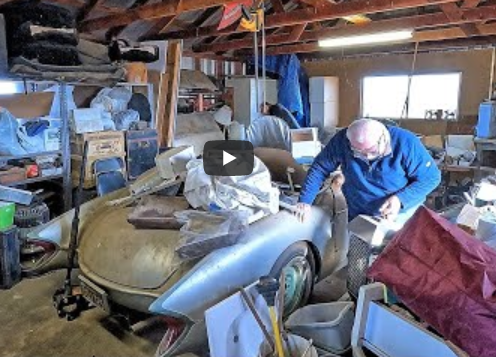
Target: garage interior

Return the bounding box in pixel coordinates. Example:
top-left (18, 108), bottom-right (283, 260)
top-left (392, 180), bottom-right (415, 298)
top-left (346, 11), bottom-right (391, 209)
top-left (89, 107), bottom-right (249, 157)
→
top-left (0, 0), bottom-right (496, 356)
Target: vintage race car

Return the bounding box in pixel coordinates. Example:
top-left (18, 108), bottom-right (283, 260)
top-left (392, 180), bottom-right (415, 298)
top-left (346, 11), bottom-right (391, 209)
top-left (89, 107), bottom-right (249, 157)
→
top-left (25, 148), bottom-right (348, 357)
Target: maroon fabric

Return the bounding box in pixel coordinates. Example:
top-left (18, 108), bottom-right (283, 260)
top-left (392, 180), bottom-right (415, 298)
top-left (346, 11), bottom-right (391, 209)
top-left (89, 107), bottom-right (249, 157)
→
top-left (368, 207), bottom-right (496, 357)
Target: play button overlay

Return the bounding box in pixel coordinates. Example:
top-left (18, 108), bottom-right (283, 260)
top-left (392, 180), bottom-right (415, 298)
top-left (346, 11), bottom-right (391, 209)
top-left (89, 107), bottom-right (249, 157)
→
top-left (203, 140), bottom-right (254, 176)
top-left (223, 151), bottom-right (236, 166)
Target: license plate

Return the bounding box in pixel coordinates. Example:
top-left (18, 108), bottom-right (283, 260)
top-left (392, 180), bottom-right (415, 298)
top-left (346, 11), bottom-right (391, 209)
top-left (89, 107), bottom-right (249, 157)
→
top-left (79, 275), bottom-right (111, 313)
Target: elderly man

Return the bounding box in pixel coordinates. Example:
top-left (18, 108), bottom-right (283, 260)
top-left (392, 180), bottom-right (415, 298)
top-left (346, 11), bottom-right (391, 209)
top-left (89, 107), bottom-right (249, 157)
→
top-left (296, 119), bottom-right (441, 224)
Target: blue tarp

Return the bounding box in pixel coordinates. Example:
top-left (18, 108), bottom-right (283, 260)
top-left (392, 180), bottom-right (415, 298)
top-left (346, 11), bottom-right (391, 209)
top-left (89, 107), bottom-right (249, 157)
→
top-left (251, 54), bottom-right (310, 127)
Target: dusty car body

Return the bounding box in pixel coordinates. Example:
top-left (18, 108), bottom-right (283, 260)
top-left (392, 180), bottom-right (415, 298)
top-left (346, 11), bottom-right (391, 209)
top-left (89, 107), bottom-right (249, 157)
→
top-left (26, 149), bottom-right (349, 356)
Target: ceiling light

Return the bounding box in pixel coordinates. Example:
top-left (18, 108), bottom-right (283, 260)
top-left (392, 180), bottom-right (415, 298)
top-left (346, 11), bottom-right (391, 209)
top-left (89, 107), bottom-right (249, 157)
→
top-left (318, 30), bottom-right (414, 48)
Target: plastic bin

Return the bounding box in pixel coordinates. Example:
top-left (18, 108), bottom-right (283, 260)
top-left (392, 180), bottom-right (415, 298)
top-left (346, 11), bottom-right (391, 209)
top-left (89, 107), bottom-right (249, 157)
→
top-left (285, 302), bottom-right (355, 354)
top-left (259, 334), bottom-right (318, 357)
top-left (0, 201), bottom-right (15, 230)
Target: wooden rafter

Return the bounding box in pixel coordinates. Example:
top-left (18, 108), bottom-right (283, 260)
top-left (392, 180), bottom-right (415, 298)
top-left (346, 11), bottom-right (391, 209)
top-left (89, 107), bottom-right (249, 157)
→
top-left (461, 0), bottom-right (481, 8)
top-left (77, 0), bottom-right (105, 22)
top-left (145, 0), bottom-right (459, 41)
top-left (440, 3), bottom-right (481, 36)
top-left (239, 22), bottom-right (496, 56)
top-left (139, 16), bottom-right (177, 41)
top-left (193, 4), bottom-right (496, 53)
top-left (287, 22), bottom-right (307, 42)
top-left (81, 0), bottom-right (231, 32)
top-left (271, 0), bottom-right (286, 13)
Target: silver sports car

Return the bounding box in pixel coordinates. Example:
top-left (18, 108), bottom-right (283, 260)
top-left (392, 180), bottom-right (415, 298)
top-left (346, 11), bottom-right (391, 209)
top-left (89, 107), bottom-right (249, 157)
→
top-left (25, 148), bottom-right (348, 357)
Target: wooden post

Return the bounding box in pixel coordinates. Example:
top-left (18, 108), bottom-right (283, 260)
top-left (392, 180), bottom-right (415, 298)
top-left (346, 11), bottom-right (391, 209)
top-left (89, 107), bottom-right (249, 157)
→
top-left (156, 40), bottom-right (182, 148)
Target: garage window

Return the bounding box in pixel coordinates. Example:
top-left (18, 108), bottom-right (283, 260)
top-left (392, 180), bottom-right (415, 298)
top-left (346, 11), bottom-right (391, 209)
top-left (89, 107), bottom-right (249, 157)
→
top-left (361, 73), bottom-right (461, 120)
top-left (0, 81), bottom-right (23, 95)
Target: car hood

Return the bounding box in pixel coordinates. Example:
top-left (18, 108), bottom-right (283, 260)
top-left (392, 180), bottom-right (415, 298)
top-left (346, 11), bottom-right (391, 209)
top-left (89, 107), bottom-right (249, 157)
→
top-left (79, 206), bottom-right (183, 290)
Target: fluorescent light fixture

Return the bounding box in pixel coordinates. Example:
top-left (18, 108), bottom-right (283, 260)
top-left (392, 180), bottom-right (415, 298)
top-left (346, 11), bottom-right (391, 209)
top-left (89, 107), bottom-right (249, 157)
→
top-left (318, 30), bottom-right (413, 48)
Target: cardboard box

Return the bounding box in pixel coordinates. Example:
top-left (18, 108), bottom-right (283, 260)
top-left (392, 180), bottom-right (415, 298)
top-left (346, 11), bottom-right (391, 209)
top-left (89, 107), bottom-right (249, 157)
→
top-left (71, 131), bottom-right (125, 157)
top-left (421, 135), bottom-right (444, 148)
top-left (44, 128), bottom-right (61, 151)
top-left (291, 128), bottom-right (321, 160)
top-left (309, 76), bottom-right (339, 102)
top-left (0, 92), bottom-right (54, 119)
top-left (310, 101), bottom-right (339, 129)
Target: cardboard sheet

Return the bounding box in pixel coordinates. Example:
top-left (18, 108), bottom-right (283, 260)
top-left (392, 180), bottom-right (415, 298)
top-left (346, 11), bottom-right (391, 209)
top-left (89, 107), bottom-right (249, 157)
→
top-left (0, 92), bottom-right (54, 119)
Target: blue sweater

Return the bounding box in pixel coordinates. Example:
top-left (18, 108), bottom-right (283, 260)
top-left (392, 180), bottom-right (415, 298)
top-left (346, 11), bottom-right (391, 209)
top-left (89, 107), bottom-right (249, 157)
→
top-left (299, 126), bottom-right (441, 220)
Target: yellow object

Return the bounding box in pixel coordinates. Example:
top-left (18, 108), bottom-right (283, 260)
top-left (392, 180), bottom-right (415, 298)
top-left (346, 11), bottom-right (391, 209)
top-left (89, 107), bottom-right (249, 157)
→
top-left (269, 306), bottom-right (285, 357)
top-left (240, 8), bottom-right (264, 32)
top-left (342, 14), bottom-right (371, 24)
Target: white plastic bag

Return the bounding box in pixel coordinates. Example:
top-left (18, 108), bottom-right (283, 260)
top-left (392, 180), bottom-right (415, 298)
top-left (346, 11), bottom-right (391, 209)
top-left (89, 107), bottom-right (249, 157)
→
top-left (112, 109), bottom-right (140, 130)
top-left (17, 126), bottom-right (45, 153)
top-left (0, 108), bottom-right (27, 156)
top-left (184, 157), bottom-right (279, 214)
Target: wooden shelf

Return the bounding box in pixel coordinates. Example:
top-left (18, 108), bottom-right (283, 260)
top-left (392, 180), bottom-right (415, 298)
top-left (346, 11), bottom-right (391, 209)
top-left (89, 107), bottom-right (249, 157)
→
top-left (5, 174), bottom-right (63, 187)
top-left (0, 150), bottom-right (62, 160)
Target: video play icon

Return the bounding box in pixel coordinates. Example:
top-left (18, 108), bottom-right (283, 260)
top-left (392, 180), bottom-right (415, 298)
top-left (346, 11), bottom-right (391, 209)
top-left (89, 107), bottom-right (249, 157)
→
top-left (203, 140), bottom-right (254, 176)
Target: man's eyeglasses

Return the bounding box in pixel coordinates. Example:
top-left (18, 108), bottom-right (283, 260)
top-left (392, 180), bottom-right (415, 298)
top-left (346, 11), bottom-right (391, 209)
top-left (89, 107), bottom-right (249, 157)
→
top-left (351, 132), bottom-right (386, 160)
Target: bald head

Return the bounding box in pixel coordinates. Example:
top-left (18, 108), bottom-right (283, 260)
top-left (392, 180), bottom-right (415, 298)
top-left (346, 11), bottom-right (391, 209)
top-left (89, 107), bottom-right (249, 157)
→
top-left (347, 119), bottom-right (390, 159)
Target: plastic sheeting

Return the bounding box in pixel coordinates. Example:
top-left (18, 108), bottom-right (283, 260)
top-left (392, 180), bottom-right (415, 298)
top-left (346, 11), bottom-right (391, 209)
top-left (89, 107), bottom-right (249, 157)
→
top-left (246, 115), bottom-right (291, 152)
top-left (368, 207), bottom-right (496, 357)
top-left (184, 157), bottom-right (279, 214)
top-left (251, 54), bottom-right (310, 127)
top-left (0, 108), bottom-right (27, 156)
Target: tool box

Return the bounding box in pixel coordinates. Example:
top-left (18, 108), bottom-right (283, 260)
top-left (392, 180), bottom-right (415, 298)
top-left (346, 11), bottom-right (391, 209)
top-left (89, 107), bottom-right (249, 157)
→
top-left (0, 226), bottom-right (21, 289)
top-left (126, 129), bottom-right (158, 181)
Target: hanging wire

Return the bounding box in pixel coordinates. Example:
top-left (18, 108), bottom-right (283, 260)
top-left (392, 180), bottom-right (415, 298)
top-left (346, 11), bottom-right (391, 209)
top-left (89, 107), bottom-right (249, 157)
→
top-left (488, 47), bottom-right (496, 100)
top-left (261, 5), bottom-right (267, 108)
top-left (401, 41), bottom-right (419, 120)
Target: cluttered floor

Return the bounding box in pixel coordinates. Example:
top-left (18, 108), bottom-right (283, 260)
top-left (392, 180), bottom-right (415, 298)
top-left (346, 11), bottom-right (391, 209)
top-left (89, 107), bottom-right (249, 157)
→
top-left (0, 269), bottom-right (347, 357)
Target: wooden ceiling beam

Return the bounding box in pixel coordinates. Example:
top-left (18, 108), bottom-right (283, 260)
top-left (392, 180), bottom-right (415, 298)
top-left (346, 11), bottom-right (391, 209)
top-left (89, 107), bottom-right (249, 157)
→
top-left (242, 22), bottom-right (496, 56)
top-left (148, 0), bottom-right (459, 41)
top-left (461, 0), bottom-right (482, 8)
top-left (271, 0), bottom-right (286, 13)
top-left (287, 22), bottom-right (307, 42)
top-left (138, 15), bottom-right (177, 41)
top-left (439, 3), bottom-right (480, 36)
top-left (194, 4), bottom-right (496, 53)
top-left (81, 0), bottom-right (232, 32)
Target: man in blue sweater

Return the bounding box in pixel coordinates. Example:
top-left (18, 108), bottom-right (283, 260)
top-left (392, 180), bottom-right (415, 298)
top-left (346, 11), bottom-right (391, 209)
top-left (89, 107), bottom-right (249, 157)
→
top-left (296, 119), bottom-right (441, 224)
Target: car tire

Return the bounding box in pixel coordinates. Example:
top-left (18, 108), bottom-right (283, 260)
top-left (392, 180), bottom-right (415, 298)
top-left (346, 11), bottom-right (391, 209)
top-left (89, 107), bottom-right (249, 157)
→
top-left (269, 242), bottom-right (316, 317)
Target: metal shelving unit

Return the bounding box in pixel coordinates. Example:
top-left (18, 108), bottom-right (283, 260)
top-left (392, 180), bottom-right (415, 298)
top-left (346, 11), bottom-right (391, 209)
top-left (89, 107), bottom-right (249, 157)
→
top-left (0, 80), bottom-right (72, 211)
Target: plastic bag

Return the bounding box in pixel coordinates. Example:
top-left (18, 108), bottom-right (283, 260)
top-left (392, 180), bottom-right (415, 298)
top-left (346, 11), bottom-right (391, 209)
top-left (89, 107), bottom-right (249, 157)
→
top-left (17, 125), bottom-right (45, 153)
top-left (0, 108), bottom-right (27, 156)
top-left (174, 210), bottom-right (249, 260)
top-left (112, 109), bottom-right (140, 130)
top-left (90, 87), bottom-right (131, 114)
top-left (184, 157), bottom-right (279, 214)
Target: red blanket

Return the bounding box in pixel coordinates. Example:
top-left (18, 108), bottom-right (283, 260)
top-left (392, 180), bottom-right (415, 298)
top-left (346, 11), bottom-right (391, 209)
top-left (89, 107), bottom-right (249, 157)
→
top-left (368, 207), bottom-right (496, 357)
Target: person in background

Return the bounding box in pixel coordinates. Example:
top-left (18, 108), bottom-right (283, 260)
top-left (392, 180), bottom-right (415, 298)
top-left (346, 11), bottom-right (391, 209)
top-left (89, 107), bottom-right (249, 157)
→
top-left (295, 118), bottom-right (441, 225)
top-left (261, 102), bottom-right (301, 129)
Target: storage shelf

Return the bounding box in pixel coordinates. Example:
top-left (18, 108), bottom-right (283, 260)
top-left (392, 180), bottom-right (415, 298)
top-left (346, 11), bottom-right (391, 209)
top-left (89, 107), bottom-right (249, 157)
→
top-left (0, 150), bottom-right (62, 160)
top-left (5, 174), bottom-right (63, 187)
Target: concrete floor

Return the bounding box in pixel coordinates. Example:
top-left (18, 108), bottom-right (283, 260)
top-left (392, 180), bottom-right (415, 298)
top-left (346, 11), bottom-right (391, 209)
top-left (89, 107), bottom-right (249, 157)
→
top-left (0, 269), bottom-right (347, 357)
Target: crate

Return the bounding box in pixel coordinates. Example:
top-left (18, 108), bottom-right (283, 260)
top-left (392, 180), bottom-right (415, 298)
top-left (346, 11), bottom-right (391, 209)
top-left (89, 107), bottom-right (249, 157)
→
top-left (0, 226), bottom-right (21, 289)
top-left (71, 131), bottom-right (125, 157)
top-left (126, 129), bottom-right (158, 181)
top-left (72, 154), bottom-right (127, 189)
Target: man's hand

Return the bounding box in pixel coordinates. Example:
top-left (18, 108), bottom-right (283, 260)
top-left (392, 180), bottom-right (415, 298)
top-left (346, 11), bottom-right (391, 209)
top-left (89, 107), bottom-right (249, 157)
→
top-left (331, 172), bottom-right (345, 193)
top-left (295, 203), bottom-right (311, 223)
top-left (379, 195), bottom-right (401, 221)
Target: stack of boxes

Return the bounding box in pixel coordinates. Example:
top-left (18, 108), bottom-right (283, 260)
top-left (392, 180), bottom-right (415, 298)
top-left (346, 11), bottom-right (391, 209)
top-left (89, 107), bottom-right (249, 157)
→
top-left (309, 76), bottom-right (339, 131)
top-left (71, 131), bottom-right (126, 189)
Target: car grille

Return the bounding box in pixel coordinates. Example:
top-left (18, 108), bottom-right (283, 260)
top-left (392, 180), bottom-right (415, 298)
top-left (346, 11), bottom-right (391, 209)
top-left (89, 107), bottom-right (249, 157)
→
top-left (347, 233), bottom-right (372, 300)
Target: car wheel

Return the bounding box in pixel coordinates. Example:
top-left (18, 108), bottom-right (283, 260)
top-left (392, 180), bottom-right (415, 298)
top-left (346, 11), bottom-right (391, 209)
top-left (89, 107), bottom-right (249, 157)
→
top-left (269, 242), bottom-right (316, 317)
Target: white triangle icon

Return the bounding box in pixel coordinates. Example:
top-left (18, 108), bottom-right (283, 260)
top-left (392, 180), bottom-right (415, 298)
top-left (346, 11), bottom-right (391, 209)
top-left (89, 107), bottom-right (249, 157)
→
top-left (223, 151), bottom-right (236, 166)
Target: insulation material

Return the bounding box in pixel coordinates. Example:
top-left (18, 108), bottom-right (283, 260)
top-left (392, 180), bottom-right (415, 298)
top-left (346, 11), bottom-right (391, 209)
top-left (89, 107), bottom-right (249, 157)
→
top-left (174, 112), bottom-right (224, 156)
top-left (180, 70), bottom-right (218, 91)
top-left (368, 207), bottom-right (496, 357)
